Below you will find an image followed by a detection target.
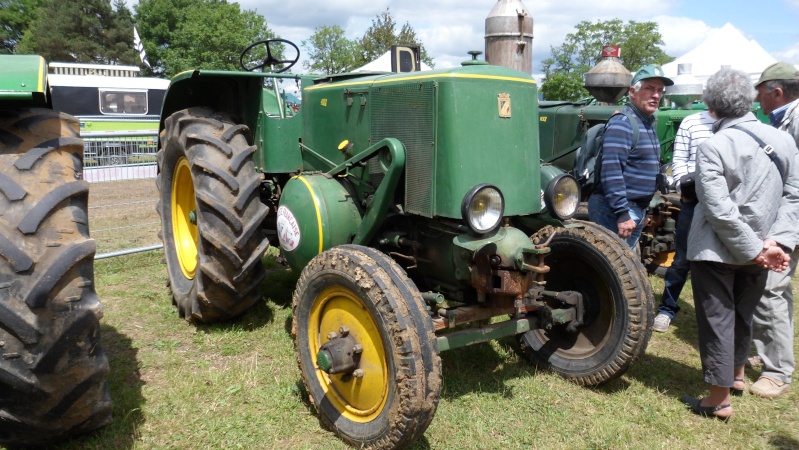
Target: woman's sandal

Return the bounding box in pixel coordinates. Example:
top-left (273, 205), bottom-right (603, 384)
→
top-left (731, 378), bottom-right (745, 397)
top-left (680, 395), bottom-right (732, 422)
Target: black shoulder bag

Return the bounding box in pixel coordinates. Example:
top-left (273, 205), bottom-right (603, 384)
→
top-left (730, 125), bottom-right (786, 183)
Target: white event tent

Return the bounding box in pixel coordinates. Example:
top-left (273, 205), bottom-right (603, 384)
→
top-left (662, 23), bottom-right (776, 84)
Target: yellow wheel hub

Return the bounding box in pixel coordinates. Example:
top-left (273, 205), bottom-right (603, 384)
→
top-left (171, 157), bottom-right (198, 279)
top-left (308, 286), bottom-right (389, 423)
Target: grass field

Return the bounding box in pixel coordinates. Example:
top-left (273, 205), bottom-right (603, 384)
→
top-left (23, 250), bottom-right (799, 450)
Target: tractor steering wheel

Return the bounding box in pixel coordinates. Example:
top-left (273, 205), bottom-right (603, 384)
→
top-left (239, 38), bottom-right (300, 73)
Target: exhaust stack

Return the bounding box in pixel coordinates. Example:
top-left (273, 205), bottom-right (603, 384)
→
top-left (484, 0), bottom-right (533, 73)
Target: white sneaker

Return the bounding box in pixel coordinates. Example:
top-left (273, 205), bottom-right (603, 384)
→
top-left (653, 313), bottom-right (671, 332)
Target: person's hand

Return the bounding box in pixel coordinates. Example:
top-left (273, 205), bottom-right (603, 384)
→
top-left (617, 219), bottom-right (636, 239)
top-left (754, 239), bottom-right (791, 272)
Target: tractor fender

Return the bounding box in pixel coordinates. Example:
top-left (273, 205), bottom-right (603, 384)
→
top-left (158, 70), bottom-right (268, 143)
top-left (278, 173), bottom-right (362, 272)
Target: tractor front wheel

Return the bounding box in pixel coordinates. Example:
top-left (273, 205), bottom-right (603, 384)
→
top-left (521, 221), bottom-right (655, 385)
top-left (156, 107), bottom-right (269, 322)
top-left (293, 245), bottom-right (441, 449)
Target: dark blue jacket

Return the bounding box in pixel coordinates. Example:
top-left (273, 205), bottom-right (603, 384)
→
top-left (595, 104), bottom-right (660, 222)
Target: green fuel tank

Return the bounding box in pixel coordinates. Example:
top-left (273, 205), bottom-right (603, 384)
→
top-left (277, 174), bottom-right (362, 271)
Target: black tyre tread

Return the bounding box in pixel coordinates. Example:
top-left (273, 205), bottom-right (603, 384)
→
top-left (524, 221), bottom-right (654, 385)
top-left (0, 108), bottom-right (111, 446)
top-left (292, 245), bottom-right (441, 450)
top-left (17, 181), bottom-right (89, 235)
top-left (567, 219), bottom-right (655, 360)
top-left (156, 107), bottom-right (269, 323)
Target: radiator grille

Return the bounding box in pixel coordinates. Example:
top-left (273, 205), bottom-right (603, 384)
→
top-left (370, 83), bottom-right (435, 217)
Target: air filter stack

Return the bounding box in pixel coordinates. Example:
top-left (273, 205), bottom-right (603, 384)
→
top-left (665, 63), bottom-right (703, 109)
top-left (583, 46), bottom-right (632, 104)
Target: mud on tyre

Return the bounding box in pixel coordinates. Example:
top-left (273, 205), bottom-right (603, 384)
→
top-left (520, 220), bottom-right (655, 385)
top-left (292, 245), bottom-right (441, 449)
top-left (0, 108), bottom-right (111, 445)
top-left (157, 107), bottom-right (270, 323)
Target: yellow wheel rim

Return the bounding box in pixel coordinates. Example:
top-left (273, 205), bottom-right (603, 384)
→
top-left (308, 285), bottom-right (389, 423)
top-left (171, 157), bottom-right (198, 279)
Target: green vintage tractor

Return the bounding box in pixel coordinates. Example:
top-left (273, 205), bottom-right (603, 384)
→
top-left (0, 55), bottom-right (111, 445)
top-left (155, 41), bottom-right (654, 449)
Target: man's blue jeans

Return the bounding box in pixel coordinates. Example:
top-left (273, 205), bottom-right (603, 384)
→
top-left (587, 193), bottom-right (647, 250)
top-left (658, 200), bottom-right (695, 319)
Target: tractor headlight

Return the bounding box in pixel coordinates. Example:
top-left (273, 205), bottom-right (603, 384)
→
top-left (544, 174), bottom-right (580, 220)
top-left (461, 184), bottom-right (504, 234)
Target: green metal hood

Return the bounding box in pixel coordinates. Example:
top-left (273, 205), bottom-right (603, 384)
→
top-left (301, 64), bottom-right (542, 219)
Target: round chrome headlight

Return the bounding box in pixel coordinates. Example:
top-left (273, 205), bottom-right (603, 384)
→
top-left (461, 184), bottom-right (504, 234)
top-left (544, 174), bottom-right (580, 220)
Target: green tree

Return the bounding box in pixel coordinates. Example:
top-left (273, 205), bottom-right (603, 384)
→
top-left (302, 25), bottom-right (358, 74)
top-left (541, 19), bottom-right (673, 100)
top-left (135, 0), bottom-right (276, 77)
top-left (105, 0), bottom-right (138, 66)
top-left (539, 72), bottom-right (588, 101)
top-left (0, 0), bottom-right (42, 54)
top-left (356, 8), bottom-right (434, 69)
top-left (18, 0), bottom-right (111, 62)
top-left (16, 0), bottom-right (137, 64)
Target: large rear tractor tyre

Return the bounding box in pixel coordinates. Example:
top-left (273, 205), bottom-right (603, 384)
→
top-left (293, 245), bottom-right (441, 449)
top-left (157, 108), bottom-right (269, 323)
top-left (0, 108), bottom-right (111, 445)
top-left (521, 221), bottom-right (655, 385)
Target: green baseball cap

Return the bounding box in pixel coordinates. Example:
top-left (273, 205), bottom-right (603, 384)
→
top-left (631, 64), bottom-right (674, 86)
top-left (755, 62), bottom-right (799, 88)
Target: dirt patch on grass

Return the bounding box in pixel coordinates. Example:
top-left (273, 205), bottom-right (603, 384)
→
top-left (89, 178), bottom-right (160, 254)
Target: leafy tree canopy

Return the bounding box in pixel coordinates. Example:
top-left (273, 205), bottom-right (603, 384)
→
top-left (16, 0), bottom-right (135, 64)
top-left (357, 8), bottom-right (434, 69)
top-left (301, 8), bottom-right (435, 75)
top-left (0, 0), bottom-right (42, 54)
top-left (540, 19), bottom-right (673, 101)
top-left (135, 0), bottom-right (276, 77)
top-left (301, 25), bottom-right (359, 75)
top-left (539, 72), bottom-right (589, 101)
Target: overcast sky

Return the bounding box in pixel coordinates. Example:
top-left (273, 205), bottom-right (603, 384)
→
top-left (241, 0), bottom-right (799, 72)
top-left (126, 0), bottom-right (799, 73)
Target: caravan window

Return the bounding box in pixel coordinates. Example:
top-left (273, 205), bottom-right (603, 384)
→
top-left (99, 89), bottom-right (148, 115)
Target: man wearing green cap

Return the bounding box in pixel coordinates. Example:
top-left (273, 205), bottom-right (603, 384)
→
top-left (748, 61), bottom-right (799, 398)
top-left (588, 64), bottom-right (673, 249)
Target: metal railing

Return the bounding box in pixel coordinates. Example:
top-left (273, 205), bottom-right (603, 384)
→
top-left (83, 131), bottom-right (162, 259)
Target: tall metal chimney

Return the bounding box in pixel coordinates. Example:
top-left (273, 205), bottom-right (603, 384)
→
top-left (485, 0), bottom-right (533, 73)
